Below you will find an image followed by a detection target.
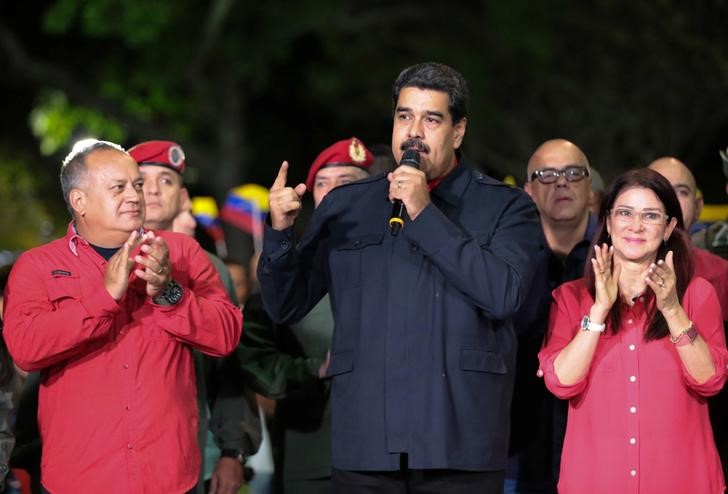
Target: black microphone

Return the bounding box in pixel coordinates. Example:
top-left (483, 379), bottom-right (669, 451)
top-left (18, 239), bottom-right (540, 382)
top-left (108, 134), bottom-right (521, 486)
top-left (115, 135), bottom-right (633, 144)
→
top-left (389, 149), bottom-right (421, 236)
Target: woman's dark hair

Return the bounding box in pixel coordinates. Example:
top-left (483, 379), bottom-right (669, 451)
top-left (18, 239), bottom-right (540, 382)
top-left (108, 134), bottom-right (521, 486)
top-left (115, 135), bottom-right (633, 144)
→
top-left (585, 168), bottom-right (694, 340)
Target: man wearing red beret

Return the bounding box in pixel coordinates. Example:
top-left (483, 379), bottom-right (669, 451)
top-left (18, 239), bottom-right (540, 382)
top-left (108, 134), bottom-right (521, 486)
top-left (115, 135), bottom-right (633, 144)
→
top-left (128, 140), bottom-right (260, 494)
top-left (3, 140), bottom-right (242, 494)
top-left (239, 137), bottom-right (372, 494)
top-left (305, 137), bottom-right (373, 207)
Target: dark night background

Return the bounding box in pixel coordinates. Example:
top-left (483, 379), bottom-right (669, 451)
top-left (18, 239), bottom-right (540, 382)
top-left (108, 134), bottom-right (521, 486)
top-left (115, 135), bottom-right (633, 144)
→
top-left (0, 0), bottom-right (726, 249)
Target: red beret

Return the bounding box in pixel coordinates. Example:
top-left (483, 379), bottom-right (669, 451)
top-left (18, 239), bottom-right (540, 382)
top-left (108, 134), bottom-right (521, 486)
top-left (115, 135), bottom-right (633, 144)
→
top-left (128, 140), bottom-right (186, 175)
top-left (305, 137), bottom-right (373, 191)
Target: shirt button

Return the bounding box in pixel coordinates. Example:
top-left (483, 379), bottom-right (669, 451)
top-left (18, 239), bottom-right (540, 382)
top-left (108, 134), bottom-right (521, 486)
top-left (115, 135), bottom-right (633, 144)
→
top-left (629, 437), bottom-right (636, 444)
top-left (125, 405), bottom-right (131, 411)
top-left (629, 344), bottom-right (636, 351)
top-left (127, 444), bottom-right (133, 450)
top-left (630, 470), bottom-right (637, 477)
top-left (536, 369), bottom-right (544, 378)
top-left (629, 375), bottom-right (637, 382)
top-left (627, 319), bottom-right (633, 324)
top-left (123, 363), bottom-right (129, 369)
top-left (630, 406), bottom-right (637, 413)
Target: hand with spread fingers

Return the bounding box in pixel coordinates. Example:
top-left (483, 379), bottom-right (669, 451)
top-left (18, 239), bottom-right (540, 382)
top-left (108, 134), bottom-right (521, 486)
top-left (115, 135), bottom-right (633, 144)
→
top-left (105, 230), bottom-right (141, 301)
top-left (133, 231), bottom-right (172, 298)
top-left (646, 251), bottom-right (680, 314)
top-left (269, 161), bottom-right (307, 231)
top-left (590, 243), bottom-right (621, 314)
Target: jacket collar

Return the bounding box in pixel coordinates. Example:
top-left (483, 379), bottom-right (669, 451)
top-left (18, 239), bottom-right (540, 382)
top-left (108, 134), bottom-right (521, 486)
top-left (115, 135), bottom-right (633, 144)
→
top-left (430, 161), bottom-right (471, 207)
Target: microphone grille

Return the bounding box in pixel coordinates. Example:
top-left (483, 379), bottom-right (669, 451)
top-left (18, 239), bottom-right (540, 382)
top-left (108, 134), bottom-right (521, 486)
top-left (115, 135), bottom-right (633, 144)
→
top-left (401, 149), bottom-right (420, 168)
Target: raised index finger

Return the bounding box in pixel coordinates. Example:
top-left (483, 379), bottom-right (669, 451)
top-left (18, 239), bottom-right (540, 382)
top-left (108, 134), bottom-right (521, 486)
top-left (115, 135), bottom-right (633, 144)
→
top-left (271, 161), bottom-right (289, 190)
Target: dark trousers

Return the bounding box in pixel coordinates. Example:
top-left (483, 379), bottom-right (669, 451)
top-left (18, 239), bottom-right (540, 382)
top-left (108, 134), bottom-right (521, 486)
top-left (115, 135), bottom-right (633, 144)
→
top-left (332, 457), bottom-right (504, 494)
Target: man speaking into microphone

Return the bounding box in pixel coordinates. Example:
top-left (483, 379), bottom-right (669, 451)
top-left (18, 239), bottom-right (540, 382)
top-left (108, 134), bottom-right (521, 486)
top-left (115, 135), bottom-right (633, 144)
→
top-left (259, 62), bottom-right (540, 493)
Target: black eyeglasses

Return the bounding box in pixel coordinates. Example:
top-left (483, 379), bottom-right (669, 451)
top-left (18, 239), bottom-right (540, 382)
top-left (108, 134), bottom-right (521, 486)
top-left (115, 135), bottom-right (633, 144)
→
top-left (529, 166), bottom-right (590, 184)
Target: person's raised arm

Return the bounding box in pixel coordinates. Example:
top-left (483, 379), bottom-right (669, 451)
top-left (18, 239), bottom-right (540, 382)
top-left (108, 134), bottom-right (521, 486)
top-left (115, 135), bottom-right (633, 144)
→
top-left (268, 161), bottom-right (307, 231)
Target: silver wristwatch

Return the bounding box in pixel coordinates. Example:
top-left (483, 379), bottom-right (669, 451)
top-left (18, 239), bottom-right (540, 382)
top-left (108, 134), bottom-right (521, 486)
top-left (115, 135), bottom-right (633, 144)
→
top-left (580, 315), bottom-right (606, 332)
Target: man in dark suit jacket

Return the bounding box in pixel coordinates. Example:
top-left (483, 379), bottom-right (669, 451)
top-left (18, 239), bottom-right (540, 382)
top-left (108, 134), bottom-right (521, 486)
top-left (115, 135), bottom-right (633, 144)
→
top-left (258, 62), bottom-right (540, 493)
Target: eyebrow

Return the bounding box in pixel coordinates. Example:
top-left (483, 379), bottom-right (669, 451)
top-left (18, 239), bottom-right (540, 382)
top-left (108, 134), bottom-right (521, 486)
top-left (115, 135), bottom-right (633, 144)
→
top-left (613, 204), bottom-right (662, 211)
top-left (395, 106), bottom-right (444, 118)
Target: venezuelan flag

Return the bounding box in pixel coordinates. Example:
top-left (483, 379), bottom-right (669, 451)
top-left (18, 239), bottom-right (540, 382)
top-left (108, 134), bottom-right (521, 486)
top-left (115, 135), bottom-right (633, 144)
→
top-left (220, 184), bottom-right (270, 238)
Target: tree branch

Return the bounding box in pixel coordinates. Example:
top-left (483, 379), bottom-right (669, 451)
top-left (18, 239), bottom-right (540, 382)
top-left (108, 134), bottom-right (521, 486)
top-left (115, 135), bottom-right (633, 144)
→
top-left (0, 21), bottom-right (169, 140)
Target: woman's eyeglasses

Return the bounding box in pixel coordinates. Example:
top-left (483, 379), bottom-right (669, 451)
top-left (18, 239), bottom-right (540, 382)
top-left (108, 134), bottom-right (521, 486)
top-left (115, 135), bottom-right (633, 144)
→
top-left (610, 208), bottom-right (669, 225)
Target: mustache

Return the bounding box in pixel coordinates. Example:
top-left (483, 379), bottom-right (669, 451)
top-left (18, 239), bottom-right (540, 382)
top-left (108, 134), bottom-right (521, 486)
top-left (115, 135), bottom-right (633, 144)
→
top-left (401, 139), bottom-right (429, 154)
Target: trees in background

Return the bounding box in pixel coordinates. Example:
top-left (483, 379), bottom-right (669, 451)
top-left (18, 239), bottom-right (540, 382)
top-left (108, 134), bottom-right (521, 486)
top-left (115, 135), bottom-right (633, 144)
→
top-left (0, 0), bottom-right (726, 247)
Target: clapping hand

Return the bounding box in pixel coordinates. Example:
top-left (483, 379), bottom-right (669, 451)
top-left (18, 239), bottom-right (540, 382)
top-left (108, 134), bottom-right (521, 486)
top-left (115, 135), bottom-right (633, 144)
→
top-left (104, 230), bottom-right (141, 301)
top-left (133, 231), bottom-right (171, 298)
top-left (646, 251), bottom-right (679, 314)
top-left (591, 243), bottom-right (621, 314)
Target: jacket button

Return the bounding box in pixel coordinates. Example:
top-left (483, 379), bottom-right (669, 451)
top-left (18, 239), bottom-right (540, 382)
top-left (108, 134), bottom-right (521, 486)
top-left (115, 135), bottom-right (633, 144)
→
top-left (280, 240), bottom-right (290, 250)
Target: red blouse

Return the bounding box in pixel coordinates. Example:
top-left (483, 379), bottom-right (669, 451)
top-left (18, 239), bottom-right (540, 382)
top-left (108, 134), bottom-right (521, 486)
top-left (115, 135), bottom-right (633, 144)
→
top-left (538, 277), bottom-right (727, 494)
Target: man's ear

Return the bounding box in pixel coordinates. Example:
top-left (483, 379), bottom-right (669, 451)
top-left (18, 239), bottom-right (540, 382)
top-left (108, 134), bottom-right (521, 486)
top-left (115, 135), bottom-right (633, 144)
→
top-left (69, 189), bottom-right (86, 218)
top-left (524, 180), bottom-right (533, 197)
top-left (452, 117), bottom-right (467, 150)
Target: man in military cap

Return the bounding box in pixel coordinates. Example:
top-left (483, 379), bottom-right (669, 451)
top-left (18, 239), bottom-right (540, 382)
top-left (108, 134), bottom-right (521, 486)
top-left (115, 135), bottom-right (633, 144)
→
top-left (258, 63), bottom-right (540, 492)
top-left (3, 139), bottom-right (242, 494)
top-left (128, 140), bottom-right (260, 494)
top-left (304, 137), bottom-right (373, 207)
top-left (240, 137), bottom-right (372, 494)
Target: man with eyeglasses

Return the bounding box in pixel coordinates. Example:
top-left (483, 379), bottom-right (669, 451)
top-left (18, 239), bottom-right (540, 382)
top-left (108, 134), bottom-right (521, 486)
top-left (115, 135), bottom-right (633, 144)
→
top-left (506, 139), bottom-right (597, 494)
top-left (648, 156), bottom-right (728, 480)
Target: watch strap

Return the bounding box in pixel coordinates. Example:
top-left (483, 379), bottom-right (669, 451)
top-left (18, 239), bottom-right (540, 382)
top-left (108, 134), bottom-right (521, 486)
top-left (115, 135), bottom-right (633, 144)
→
top-left (581, 315), bottom-right (606, 332)
top-left (670, 322), bottom-right (697, 347)
top-left (220, 448), bottom-right (245, 464)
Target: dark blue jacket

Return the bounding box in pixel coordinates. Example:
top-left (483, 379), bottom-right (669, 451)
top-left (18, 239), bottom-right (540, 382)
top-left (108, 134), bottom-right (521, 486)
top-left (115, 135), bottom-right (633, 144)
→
top-left (258, 162), bottom-right (540, 471)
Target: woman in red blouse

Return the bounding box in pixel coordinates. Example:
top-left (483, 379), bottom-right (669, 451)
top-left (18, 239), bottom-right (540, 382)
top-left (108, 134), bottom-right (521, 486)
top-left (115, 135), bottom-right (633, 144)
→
top-left (539, 168), bottom-right (727, 494)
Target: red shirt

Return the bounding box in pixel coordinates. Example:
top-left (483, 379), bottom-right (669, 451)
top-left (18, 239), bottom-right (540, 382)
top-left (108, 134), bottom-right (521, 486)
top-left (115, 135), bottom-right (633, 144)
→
top-left (539, 277), bottom-right (727, 494)
top-left (693, 245), bottom-right (728, 320)
top-left (3, 225), bottom-right (242, 494)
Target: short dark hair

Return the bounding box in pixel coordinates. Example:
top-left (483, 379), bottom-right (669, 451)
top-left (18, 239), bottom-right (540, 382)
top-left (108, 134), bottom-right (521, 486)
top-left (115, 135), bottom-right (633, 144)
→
top-left (60, 140), bottom-right (126, 215)
top-left (586, 168), bottom-right (693, 341)
top-left (392, 62), bottom-right (469, 123)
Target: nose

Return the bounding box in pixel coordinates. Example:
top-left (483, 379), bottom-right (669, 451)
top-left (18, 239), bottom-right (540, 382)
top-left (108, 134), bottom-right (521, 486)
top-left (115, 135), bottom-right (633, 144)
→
top-left (144, 180), bottom-right (159, 195)
top-left (554, 174), bottom-right (569, 187)
top-left (408, 117), bottom-right (424, 139)
top-left (125, 183), bottom-right (142, 202)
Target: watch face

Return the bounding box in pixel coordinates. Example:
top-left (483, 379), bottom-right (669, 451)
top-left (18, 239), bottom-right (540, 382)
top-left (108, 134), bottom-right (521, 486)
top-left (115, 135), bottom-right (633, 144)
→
top-left (165, 280), bottom-right (184, 304)
top-left (580, 316), bottom-right (589, 330)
